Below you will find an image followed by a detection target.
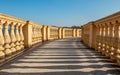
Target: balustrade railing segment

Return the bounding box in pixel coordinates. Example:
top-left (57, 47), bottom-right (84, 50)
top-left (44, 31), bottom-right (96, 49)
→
top-left (0, 14), bottom-right (81, 65)
top-left (0, 14), bottom-right (26, 64)
top-left (31, 22), bottom-right (42, 44)
top-left (81, 11), bottom-right (120, 66)
top-left (47, 26), bottom-right (59, 40)
top-left (64, 28), bottom-right (73, 38)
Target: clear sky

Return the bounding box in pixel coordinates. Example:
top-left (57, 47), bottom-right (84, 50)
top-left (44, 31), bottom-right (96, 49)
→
top-left (0, 0), bottom-right (120, 27)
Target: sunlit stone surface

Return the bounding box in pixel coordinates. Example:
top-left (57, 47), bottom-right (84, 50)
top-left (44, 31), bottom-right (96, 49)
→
top-left (0, 38), bottom-right (120, 75)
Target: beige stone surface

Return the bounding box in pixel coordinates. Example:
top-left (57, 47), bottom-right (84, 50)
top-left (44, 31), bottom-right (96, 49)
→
top-left (0, 38), bottom-right (120, 75)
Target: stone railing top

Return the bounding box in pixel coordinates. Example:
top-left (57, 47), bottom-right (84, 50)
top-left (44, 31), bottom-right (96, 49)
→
top-left (48, 26), bottom-right (59, 29)
top-left (0, 13), bottom-right (26, 24)
top-left (95, 11), bottom-right (120, 24)
top-left (63, 28), bottom-right (74, 30)
top-left (27, 21), bottom-right (43, 27)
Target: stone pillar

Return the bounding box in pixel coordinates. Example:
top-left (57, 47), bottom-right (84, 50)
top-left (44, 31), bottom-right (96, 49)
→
top-left (58, 28), bottom-right (62, 39)
top-left (46, 26), bottom-right (50, 40)
top-left (23, 21), bottom-right (32, 48)
top-left (42, 25), bottom-right (47, 41)
top-left (72, 29), bottom-right (76, 37)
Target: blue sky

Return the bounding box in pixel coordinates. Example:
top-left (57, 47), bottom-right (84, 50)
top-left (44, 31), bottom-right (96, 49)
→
top-left (0, 0), bottom-right (120, 27)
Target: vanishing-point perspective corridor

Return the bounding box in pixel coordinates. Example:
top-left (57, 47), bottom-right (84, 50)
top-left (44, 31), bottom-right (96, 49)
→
top-left (0, 38), bottom-right (120, 75)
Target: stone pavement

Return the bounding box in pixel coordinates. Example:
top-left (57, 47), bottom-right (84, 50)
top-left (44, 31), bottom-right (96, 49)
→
top-left (0, 38), bottom-right (120, 75)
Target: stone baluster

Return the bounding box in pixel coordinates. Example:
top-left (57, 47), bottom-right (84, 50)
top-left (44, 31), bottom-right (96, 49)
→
top-left (33, 25), bottom-right (35, 44)
top-left (37, 26), bottom-right (39, 43)
top-left (117, 22), bottom-right (120, 65)
top-left (3, 21), bottom-right (12, 55)
top-left (112, 23), bottom-right (119, 60)
top-left (32, 25), bottom-right (34, 44)
top-left (101, 24), bottom-right (106, 54)
top-left (113, 22), bottom-right (119, 61)
top-left (105, 24), bottom-right (110, 57)
top-left (107, 24), bottom-right (113, 57)
top-left (34, 26), bottom-right (37, 43)
top-left (39, 26), bottom-right (42, 41)
top-left (37, 26), bottom-right (39, 42)
top-left (98, 25), bottom-right (103, 52)
top-left (35, 26), bottom-right (37, 43)
top-left (15, 23), bottom-right (21, 51)
top-left (95, 25), bottom-right (100, 51)
top-left (37, 26), bottom-right (40, 43)
top-left (10, 22), bottom-right (16, 53)
top-left (0, 20), bottom-right (5, 60)
top-left (110, 24), bottom-right (115, 60)
top-left (19, 24), bottom-right (24, 49)
top-left (108, 23), bottom-right (114, 59)
top-left (32, 25), bottom-right (35, 44)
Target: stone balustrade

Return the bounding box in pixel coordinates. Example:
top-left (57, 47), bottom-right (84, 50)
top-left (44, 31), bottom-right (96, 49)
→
top-left (0, 13), bottom-right (81, 65)
top-left (47, 26), bottom-right (59, 40)
top-left (64, 28), bottom-right (73, 38)
top-left (0, 14), bottom-right (26, 64)
top-left (81, 11), bottom-right (120, 66)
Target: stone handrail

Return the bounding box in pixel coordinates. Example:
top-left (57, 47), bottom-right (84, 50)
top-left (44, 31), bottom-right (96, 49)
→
top-left (81, 11), bottom-right (120, 66)
top-left (0, 14), bottom-right (81, 65)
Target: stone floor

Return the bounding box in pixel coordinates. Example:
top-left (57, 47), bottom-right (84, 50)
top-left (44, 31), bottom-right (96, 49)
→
top-left (0, 38), bottom-right (120, 75)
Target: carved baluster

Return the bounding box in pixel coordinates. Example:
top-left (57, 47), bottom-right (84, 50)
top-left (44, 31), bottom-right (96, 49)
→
top-left (10, 22), bottom-right (16, 53)
top-left (38, 27), bottom-right (40, 41)
top-left (35, 26), bottom-right (37, 43)
top-left (108, 24), bottom-right (113, 57)
top-left (15, 23), bottom-right (20, 51)
top-left (40, 26), bottom-right (42, 41)
top-left (38, 26), bottom-right (40, 42)
top-left (110, 24), bottom-right (115, 60)
top-left (37, 26), bottom-right (38, 42)
top-left (32, 25), bottom-right (34, 44)
top-left (105, 25), bottom-right (110, 57)
top-left (102, 25), bottom-right (105, 53)
top-left (39, 27), bottom-right (40, 41)
top-left (0, 20), bottom-right (5, 59)
top-left (98, 25), bottom-right (102, 52)
top-left (117, 22), bottom-right (120, 65)
top-left (96, 25), bottom-right (100, 51)
top-left (33, 25), bottom-right (35, 44)
top-left (112, 23), bottom-right (118, 60)
top-left (101, 25), bottom-right (106, 54)
top-left (3, 21), bottom-right (12, 55)
top-left (19, 24), bottom-right (24, 49)
top-left (33, 26), bottom-right (35, 43)
top-left (33, 25), bottom-right (36, 44)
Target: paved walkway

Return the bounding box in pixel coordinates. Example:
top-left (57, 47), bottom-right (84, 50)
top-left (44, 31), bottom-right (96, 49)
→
top-left (0, 38), bottom-right (120, 75)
